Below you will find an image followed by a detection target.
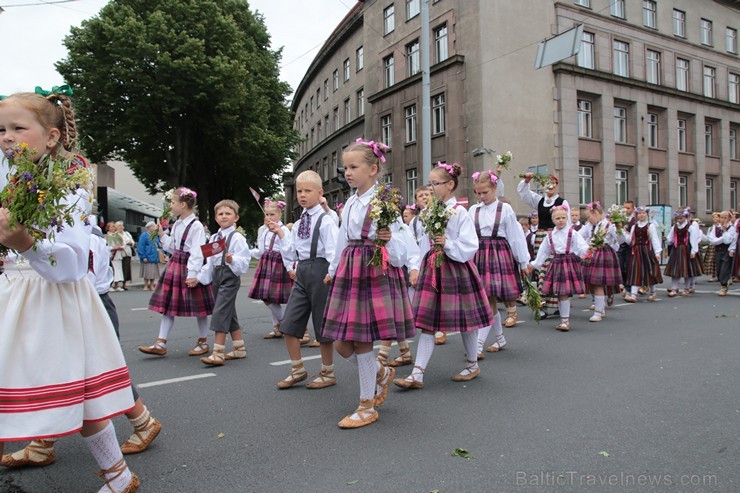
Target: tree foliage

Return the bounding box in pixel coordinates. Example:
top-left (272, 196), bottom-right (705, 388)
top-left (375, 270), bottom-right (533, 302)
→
top-left (56, 0), bottom-right (298, 232)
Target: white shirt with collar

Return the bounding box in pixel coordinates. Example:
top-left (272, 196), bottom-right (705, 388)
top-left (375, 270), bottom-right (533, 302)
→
top-left (417, 197), bottom-right (479, 264)
top-left (579, 219), bottom-right (622, 251)
top-left (531, 226), bottom-right (589, 270)
top-left (158, 213), bottom-right (207, 279)
top-left (516, 180), bottom-right (572, 225)
top-left (708, 222), bottom-right (738, 252)
top-left (468, 200), bottom-right (530, 269)
top-left (252, 221), bottom-right (293, 272)
top-left (666, 221), bottom-right (699, 254)
top-left (623, 221), bottom-right (662, 256)
top-left (197, 226), bottom-right (250, 285)
top-left (328, 185), bottom-right (410, 277)
top-left (280, 203), bottom-right (338, 266)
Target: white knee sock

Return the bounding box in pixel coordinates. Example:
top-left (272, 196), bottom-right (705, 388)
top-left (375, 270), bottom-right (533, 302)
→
top-left (157, 316), bottom-right (175, 342)
top-left (476, 325), bottom-right (491, 354)
top-left (558, 300), bottom-right (571, 319)
top-left (197, 316), bottom-right (209, 339)
top-left (83, 422), bottom-right (132, 492)
top-left (594, 295), bottom-right (605, 314)
top-left (357, 352), bottom-right (376, 402)
top-left (671, 278), bottom-right (679, 290)
top-left (461, 331), bottom-right (479, 369)
top-left (689, 277), bottom-right (696, 288)
top-left (631, 286), bottom-right (638, 295)
top-left (491, 312), bottom-right (503, 339)
top-left (411, 333), bottom-right (435, 381)
top-left (266, 303), bottom-right (284, 325)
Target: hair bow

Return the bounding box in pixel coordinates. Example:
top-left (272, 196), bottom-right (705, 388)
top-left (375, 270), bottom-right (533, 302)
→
top-left (436, 161), bottom-right (454, 175)
top-left (355, 138), bottom-right (387, 163)
top-left (35, 85), bottom-right (74, 98)
top-left (177, 187), bottom-right (197, 199)
top-left (551, 204), bottom-right (569, 213)
top-left (634, 206), bottom-right (646, 213)
top-left (336, 202), bottom-right (344, 209)
top-left (528, 212), bottom-right (538, 218)
top-left (405, 204), bottom-right (417, 211)
top-left (587, 201), bottom-right (601, 210)
top-left (472, 170), bottom-right (498, 183)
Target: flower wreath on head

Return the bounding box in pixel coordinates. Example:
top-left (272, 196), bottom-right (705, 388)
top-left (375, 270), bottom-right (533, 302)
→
top-left (634, 206), bottom-right (647, 213)
top-left (471, 169), bottom-right (498, 183)
top-left (355, 138), bottom-right (389, 162)
top-left (528, 212), bottom-right (538, 219)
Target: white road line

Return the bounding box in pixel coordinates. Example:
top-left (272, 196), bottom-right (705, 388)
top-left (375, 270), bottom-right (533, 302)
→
top-left (137, 373), bottom-right (217, 388)
top-left (131, 308), bottom-right (148, 311)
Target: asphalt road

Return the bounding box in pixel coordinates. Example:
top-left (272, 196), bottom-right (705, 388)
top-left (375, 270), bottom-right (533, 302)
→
top-left (1, 276), bottom-right (738, 493)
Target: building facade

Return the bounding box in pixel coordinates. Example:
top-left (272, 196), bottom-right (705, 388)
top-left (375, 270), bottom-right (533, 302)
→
top-left (287, 0), bottom-right (740, 220)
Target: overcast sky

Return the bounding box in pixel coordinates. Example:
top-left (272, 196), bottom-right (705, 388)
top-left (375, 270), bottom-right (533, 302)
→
top-left (0, 0), bottom-right (352, 97)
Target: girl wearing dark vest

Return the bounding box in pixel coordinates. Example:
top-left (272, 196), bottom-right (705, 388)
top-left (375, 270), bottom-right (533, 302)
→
top-left (664, 210), bottom-right (701, 297)
top-left (623, 207), bottom-right (663, 303)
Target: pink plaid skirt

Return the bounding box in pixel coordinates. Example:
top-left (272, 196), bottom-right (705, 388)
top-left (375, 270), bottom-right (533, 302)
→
top-left (475, 237), bottom-right (523, 301)
top-left (413, 249), bottom-right (492, 333)
top-left (322, 241), bottom-right (416, 342)
top-left (542, 253), bottom-right (585, 297)
top-left (148, 249), bottom-right (214, 317)
top-left (248, 251), bottom-right (293, 304)
top-left (583, 246), bottom-right (622, 295)
top-left (626, 245), bottom-right (663, 287)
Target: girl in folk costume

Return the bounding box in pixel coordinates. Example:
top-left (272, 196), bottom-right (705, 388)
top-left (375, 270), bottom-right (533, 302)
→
top-left (664, 210), bottom-right (701, 297)
top-left (469, 170), bottom-right (529, 356)
top-left (579, 201), bottom-right (624, 322)
top-left (394, 162), bottom-right (493, 389)
top-left (248, 200), bottom-right (293, 339)
top-left (402, 204), bottom-right (418, 225)
top-left (623, 206), bottom-right (663, 303)
top-left (139, 187), bottom-right (215, 357)
top-left (702, 212), bottom-right (721, 281)
top-left (571, 208), bottom-right (588, 299)
top-left (0, 90), bottom-right (139, 491)
top-left (517, 174), bottom-right (571, 317)
top-left (526, 205), bottom-right (589, 331)
top-left (321, 139), bottom-right (415, 429)
top-left (707, 210), bottom-right (737, 297)
top-left (683, 208), bottom-right (704, 293)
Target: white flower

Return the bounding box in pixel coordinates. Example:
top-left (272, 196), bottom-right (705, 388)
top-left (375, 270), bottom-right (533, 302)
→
top-left (435, 222), bottom-right (441, 229)
top-left (496, 155), bottom-right (502, 161)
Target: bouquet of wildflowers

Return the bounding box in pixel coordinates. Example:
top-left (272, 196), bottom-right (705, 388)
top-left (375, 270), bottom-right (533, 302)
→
top-left (517, 172), bottom-right (552, 186)
top-left (497, 150), bottom-right (513, 170)
top-left (521, 276), bottom-right (544, 323)
top-left (150, 188), bottom-right (177, 239)
top-left (419, 196), bottom-right (454, 268)
top-left (606, 204), bottom-right (628, 232)
top-left (0, 143), bottom-right (94, 264)
top-left (583, 223), bottom-right (607, 264)
top-left (368, 183), bottom-right (402, 270)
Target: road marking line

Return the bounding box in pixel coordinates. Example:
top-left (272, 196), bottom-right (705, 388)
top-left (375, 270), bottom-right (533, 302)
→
top-left (131, 308), bottom-right (148, 311)
top-left (137, 373), bottom-right (217, 388)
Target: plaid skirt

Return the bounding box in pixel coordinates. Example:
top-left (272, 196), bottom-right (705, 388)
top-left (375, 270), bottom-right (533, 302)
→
top-left (413, 249), bottom-right (492, 333)
top-left (322, 242), bottom-right (415, 342)
top-left (148, 249), bottom-right (214, 317)
top-left (542, 253), bottom-right (585, 297)
top-left (664, 244), bottom-right (702, 278)
top-left (248, 251), bottom-right (293, 304)
top-left (702, 245), bottom-right (716, 275)
top-left (626, 245), bottom-right (663, 287)
top-left (475, 237), bottom-right (523, 301)
top-left (583, 246), bottom-right (622, 294)
top-left (534, 230), bottom-right (559, 309)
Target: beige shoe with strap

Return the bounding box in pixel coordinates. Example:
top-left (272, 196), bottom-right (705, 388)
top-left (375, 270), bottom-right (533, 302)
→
top-left (121, 418), bottom-right (162, 455)
top-left (277, 363), bottom-right (308, 389)
top-left (201, 348), bottom-right (225, 367)
top-left (137, 338), bottom-right (167, 356)
top-left (393, 366), bottom-right (425, 389)
top-left (452, 361), bottom-right (480, 382)
top-left (1, 440), bottom-right (56, 468)
top-left (504, 311), bottom-right (518, 328)
top-left (224, 344), bottom-right (246, 360)
top-left (188, 338), bottom-right (209, 356)
top-left (305, 369), bottom-right (337, 389)
top-left (97, 458), bottom-right (140, 493)
top-left (338, 399), bottom-right (378, 429)
top-left (373, 366), bottom-right (395, 408)
top-left (263, 325), bottom-right (283, 339)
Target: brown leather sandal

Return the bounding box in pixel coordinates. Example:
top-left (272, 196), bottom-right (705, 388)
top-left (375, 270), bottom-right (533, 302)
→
top-left (97, 457), bottom-right (140, 493)
top-left (188, 338), bottom-right (210, 356)
top-left (305, 369), bottom-right (336, 389)
top-left (373, 366), bottom-right (395, 408)
top-left (200, 349), bottom-right (225, 367)
top-left (137, 338), bottom-right (167, 356)
top-left (388, 348), bottom-right (413, 367)
top-left (393, 366), bottom-right (424, 389)
top-left (121, 418), bottom-right (162, 455)
top-left (0, 440), bottom-right (56, 468)
top-left (452, 360), bottom-right (480, 382)
top-left (224, 345), bottom-right (246, 360)
top-left (504, 311), bottom-right (518, 327)
top-left (263, 325), bottom-right (283, 339)
top-left (338, 399), bottom-right (378, 429)
top-left (277, 363), bottom-right (308, 389)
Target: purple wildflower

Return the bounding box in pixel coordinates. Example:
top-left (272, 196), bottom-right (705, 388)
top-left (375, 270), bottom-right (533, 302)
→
top-left (21, 172), bottom-right (33, 181)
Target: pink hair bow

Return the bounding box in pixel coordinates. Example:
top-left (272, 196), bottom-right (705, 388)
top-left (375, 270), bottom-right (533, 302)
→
top-left (355, 138), bottom-right (388, 163)
top-left (437, 161), bottom-right (454, 174)
top-left (471, 170), bottom-right (498, 183)
top-left (587, 200), bottom-right (601, 210)
top-left (551, 204), bottom-right (569, 213)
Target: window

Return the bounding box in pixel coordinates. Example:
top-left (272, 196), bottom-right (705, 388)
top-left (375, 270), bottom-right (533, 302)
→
top-left (613, 40), bottom-right (629, 77)
top-left (322, 156), bottom-right (328, 182)
top-left (575, 0), bottom-right (590, 7)
top-left (579, 166), bottom-right (593, 205)
top-left (705, 178), bottom-right (714, 212)
top-left (405, 105), bottom-right (417, 143)
top-left (577, 31), bottom-right (595, 69)
top-left (316, 89), bottom-right (321, 108)
top-left (703, 66), bottom-right (716, 98)
top-left (677, 119), bottom-right (687, 152)
top-left (356, 88), bottom-right (364, 117)
top-left (310, 96), bottom-right (314, 114)
top-left (310, 128), bottom-right (314, 148)
top-left (356, 47), bottom-right (364, 72)
top-left (333, 107), bottom-right (339, 131)
top-left (406, 0), bottom-right (420, 20)
top-left (435, 25), bottom-right (448, 63)
top-left (324, 115), bottom-right (329, 138)
top-left (673, 10), bottom-right (685, 37)
top-left (649, 172), bottom-right (660, 204)
top-left (676, 58), bottom-right (689, 91)
top-left (614, 107), bottom-right (627, 143)
top-left (323, 79), bottom-right (328, 100)
top-left (578, 99), bottom-right (592, 138)
top-left (731, 128), bottom-right (737, 159)
top-left (384, 5), bottom-right (395, 34)
top-left (705, 124), bottom-right (713, 155)
top-left (406, 168), bottom-right (418, 205)
top-left (432, 94), bottom-right (446, 135)
top-left (678, 175), bottom-right (688, 208)
top-left (381, 114), bottom-right (392, 147)
top-left (701, 19), bottom-right (713, 46)
top-left (643, 1), bottom-right (657, 28)
top-left (333, 70), bottom-right (339, 91)
top-left (616, 169), bottom-right (628, 205)
top-left (344, 98), bottom-right (351, 124)
top-left (729, 73), bottom-right (740, 104)
top-left (611, 0), bottom-right (625, 19)
top-left (343, 59), bottom-right (350, 82)
top-left (384, 55), bottom-right (395, 87)
top-left (731, 181), bottom-right (738, 210)
top-left (727, 27), bottom-right (738, 54)
top-left (646, 49), bottom-right (661, 84)
top-left (331, 152), bottom-right (337, 177)
top-left (317, 121), bottom-right (321, 142)
top-left (647, 113), bottom-right (658, 148)
top-left (407, 40), bottom-right (420, 76)
top-left (382, 174), bottom-right (392, 185)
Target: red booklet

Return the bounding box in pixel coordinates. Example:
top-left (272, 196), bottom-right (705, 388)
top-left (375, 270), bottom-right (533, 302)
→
top-left (200, 238), bottom-right (227, 258)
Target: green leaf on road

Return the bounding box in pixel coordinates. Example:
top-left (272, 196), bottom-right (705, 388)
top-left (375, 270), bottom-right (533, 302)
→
top-left (598, 451), bottom-right (609, 457)
top-left (451, 448), bottom-right (475, 459)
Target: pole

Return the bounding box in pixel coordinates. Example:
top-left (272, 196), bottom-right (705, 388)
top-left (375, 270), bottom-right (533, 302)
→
top-left (420, 0), bottom-right (431, 184)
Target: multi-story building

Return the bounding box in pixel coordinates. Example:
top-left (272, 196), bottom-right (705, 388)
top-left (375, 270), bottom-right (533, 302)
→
top-left (287, 0), bottom-right (740, 220)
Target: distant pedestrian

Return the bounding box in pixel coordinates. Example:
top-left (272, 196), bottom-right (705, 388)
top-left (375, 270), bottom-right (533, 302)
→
top-left (137, 222), bottom-right (161, 291)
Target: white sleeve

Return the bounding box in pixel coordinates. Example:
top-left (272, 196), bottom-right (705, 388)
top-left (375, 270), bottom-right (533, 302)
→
top-left (649, 224), bottom-right (662, 256)
top-left (516, 180), bottom-right (542, 210)
top-left (501, 205), bottom-right (529, 268)
top-left (322, 215), bottom-right (339, 268)
top-left (496, 178), bottom-right (505, 198)
top-left (571, 230), bottom-right (590, 259)
top-left (228, 233), bottom-right (251, 276)
top-left (399, 223), bottom-right (422, 271)
top-left (386, 216), bottom-right (407, 268)
top-left (444, 207), bottom-right (479, 263)
top-left (688, 227), bottom-right (700, 254)
top-left (328, 218), bottom-right (348, 278)
top-left (666, 227), bottom-right (675, 246)
top-left (530, 234), bottom-right (552, 270)
top-left (186, 222), bottom-right (207, 279)
top-left (280, 228), bottom-right (298, 264)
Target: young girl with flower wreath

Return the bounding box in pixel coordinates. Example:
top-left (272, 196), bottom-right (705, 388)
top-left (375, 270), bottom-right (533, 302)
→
top-left (663, 210), bottom-right (701, 297)
top-left (623, 206), bottom-right (663, 303)
top-left (248, 199), bottom-right (293, 339)
top-left (394, 162), bottom-right (493, 389)
top-left (0, 89), bottom-right (140, 491)
top-left (321, 138), bottom-right (416, 428)
top-left (139, 187), bottom-right (215, 357)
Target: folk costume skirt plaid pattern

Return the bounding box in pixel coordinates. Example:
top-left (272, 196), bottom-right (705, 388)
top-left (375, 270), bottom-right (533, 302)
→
top-left (626, 244), bottom-right (663, 287)
top-left (322, 241), bottom-right (415, 342)
top-left (412, 250), bottom-right (492, 333)
top-left (148, 249), bottom-right (214, 317)
top-left (583, 246), bottom-right (622, 295)
top-left (702, 245), bottom-right (717, 276)
top-left (541, 253), bottom-right (585, 297)
top-left (475, 237), bottom-right (523, 301)
top-left (664, 244), bottom-right (702, 278)
top-left (534, 230), bottom-right (559, 310)
top-left (248, 250), bottom-right (293, 304)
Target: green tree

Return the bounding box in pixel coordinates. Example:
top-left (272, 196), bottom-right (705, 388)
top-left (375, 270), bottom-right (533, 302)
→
top-left (56, 0), bottom-right (298, 233)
